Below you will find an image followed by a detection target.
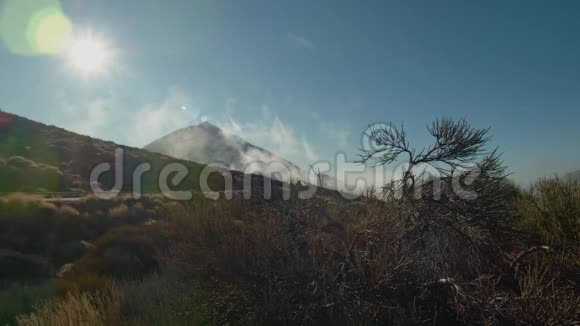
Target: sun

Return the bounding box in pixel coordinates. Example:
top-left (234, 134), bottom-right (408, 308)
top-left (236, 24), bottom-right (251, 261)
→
top-left (66, 35), bottom-right (111, 77)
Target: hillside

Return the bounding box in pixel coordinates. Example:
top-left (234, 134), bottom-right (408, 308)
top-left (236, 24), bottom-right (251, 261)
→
top-left (144, 122), bottom-right (303, 179)
top-left (0, 112), bottom-right (223, 194)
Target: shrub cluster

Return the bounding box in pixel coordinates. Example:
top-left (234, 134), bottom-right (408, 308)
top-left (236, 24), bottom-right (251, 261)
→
top-left (513, 177), bottom-right (580, 244)
top-left (0, 157), bottom-right (64, 193)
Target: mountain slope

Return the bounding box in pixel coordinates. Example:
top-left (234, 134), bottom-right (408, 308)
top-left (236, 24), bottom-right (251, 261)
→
top-left (0, 112), bottom-right (223, 194)
top-left (565, 170), bottom-right (580, 182)
top-left (144, 122), bottom-right (303, 179)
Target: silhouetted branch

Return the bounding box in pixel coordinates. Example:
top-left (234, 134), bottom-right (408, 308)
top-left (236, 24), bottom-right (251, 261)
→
top-left (358, 118), bottom-right (502, 196)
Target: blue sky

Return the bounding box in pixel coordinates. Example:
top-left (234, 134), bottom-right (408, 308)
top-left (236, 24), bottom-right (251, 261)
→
top-left (1, 0), bottom-right (579, 184)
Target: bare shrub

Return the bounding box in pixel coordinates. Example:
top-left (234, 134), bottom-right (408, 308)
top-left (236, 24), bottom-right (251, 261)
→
top-left (163, 196), bottom-right (426, 324)
top-left (70, 224), bottom-right (170, 280)
top-left (359, 118), bottom-right (517, 281)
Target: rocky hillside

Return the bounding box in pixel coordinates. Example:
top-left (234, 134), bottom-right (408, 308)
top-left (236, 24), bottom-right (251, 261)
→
top-left (0, 112), bottom-right (222, 194)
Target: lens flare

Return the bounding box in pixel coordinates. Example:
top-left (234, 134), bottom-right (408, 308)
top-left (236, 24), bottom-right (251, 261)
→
top-left (28, 8), bottom-right (73, 54)
top-left (66, 34), bottom-right (112, 77)
top-left (0, 0), bottom-right (72, 55)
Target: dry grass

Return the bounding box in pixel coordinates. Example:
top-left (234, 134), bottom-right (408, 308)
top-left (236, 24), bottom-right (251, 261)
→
top-left (7, 178), bottom-right (580, 325)
top-left (17, 289), bottom-right (120, 326)
top-left (156, 180), bottom-right (577, 325)
top-left (16, 276), bottom-right (209, 326)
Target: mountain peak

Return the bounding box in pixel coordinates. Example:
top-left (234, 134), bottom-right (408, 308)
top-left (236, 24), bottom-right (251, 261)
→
top-left (144, 120), bottom-right (303, 177)
top-left (197, 121), bottom-right (220, 130)
top-left (188, 121), bottom-right (222, 136)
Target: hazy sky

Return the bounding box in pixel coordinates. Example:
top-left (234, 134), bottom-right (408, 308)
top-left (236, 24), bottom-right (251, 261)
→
top-left (1, 0), bottom-right (579, 184)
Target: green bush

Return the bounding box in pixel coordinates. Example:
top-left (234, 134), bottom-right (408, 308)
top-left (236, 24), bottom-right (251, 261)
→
top-left (0, 250), bottom-right (53, 281)
top-left (0, 282), bottom-right (56, 326)
top-left (514, 177), bottom-right (580, 243)
top-left (0, 157), bottom-right (64, 192)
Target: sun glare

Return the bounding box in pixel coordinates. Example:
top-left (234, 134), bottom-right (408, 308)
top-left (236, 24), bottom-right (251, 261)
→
top-left (66, 35), bottom-right (111, 77)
